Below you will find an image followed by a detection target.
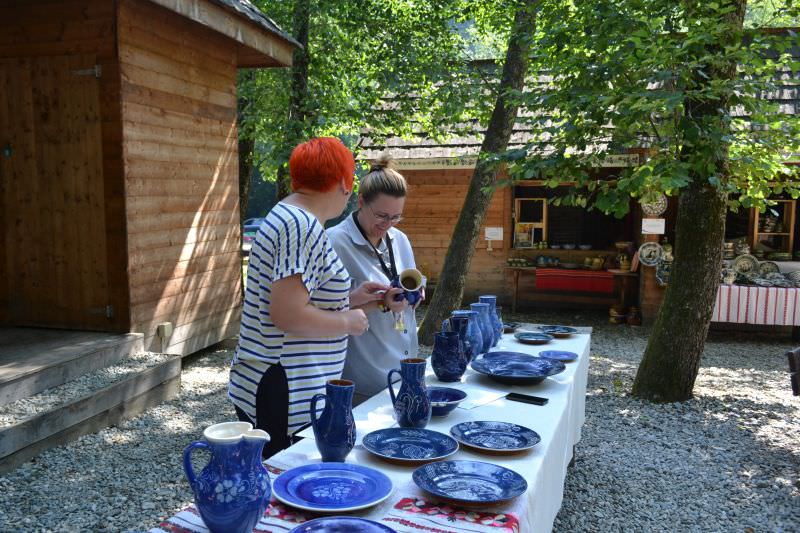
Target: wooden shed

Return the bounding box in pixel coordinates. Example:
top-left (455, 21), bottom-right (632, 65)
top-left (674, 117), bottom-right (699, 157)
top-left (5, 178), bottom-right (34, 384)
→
top-left (0, 0), bottom-right (297, 354)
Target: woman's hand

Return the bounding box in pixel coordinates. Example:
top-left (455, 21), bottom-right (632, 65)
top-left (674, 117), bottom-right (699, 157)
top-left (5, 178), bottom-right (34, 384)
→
top-left (413, 287), bottom-right (426, 310)
top-left (350, 281), bottom-right (389, 308)
top-left (342, 309), bottom-right (369, 335)
top-left (384, 287), bottom-right (408, 313)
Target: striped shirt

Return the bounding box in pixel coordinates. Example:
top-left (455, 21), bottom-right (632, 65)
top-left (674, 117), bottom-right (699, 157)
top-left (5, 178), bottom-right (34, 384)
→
top-left (228, 202), bottom-right (351, 435)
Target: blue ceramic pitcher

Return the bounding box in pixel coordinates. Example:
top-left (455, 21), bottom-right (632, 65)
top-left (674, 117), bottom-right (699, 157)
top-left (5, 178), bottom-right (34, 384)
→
top-left (387, 358), bottom-right (431, 428)
top-left (183, 422), bottom-right (271, 533)
top-left (479, 295), bottom-right (503, 347)
top-left (470, 302), bottom-right (494, 353)
top-left (441, 314), bottom-right (475, 363)
top-left (451, 310), bottom-right (483, 361)
top-left (431, 330), bottom-right (468, 382)
top-left (310, 379), bottom-right (356, 462)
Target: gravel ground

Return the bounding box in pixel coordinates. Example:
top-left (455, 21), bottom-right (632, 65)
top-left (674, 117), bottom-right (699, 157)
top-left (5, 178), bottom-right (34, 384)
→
top-left (0, 310), bottom-right (797, 532)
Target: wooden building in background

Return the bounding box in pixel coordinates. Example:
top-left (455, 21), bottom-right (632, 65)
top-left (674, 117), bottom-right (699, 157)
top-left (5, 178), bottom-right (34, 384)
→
top-left (0, 0), bottom-right (297, 354)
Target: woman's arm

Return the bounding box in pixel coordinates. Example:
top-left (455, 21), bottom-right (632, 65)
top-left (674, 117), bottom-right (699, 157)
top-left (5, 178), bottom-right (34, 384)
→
top-left (271, 275), bottom-right (368, 336)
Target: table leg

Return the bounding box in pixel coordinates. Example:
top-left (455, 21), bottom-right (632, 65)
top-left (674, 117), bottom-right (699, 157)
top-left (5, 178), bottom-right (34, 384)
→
top-left (793, 326), bottom-right (800, 342)
top-left (512, 270), bottom-right (520, 313)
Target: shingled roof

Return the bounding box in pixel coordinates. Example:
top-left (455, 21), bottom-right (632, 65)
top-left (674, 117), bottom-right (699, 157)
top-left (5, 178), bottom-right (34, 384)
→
top-left (362, 31), bottom-right (799, 162)
top-left (209, 0), bottom-right (300, 48)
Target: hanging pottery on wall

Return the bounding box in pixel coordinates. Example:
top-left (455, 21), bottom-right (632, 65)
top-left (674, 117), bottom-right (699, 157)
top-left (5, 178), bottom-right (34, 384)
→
top-left (640, 192), bottom-right (668, 217)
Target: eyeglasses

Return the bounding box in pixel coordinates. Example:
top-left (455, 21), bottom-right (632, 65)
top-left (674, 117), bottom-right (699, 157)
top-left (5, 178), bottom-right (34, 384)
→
top-left (366, 204), bottom-right (404, 224)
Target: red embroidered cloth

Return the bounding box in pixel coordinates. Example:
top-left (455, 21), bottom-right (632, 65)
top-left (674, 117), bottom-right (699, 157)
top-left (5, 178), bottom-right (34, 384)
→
top-left (534, 268), bottom-right (615, 293)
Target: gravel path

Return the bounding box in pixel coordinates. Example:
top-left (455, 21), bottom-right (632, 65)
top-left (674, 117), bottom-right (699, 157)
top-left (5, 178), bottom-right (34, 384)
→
top-left (0, 311), bottom-right (797, 532)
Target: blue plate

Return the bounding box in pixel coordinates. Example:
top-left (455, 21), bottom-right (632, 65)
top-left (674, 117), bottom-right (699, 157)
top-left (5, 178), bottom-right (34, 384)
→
top-left (272, 463), bottom-right (393, 512)
top-left (362, 428), bottom-right (459, 464)
top-left (450, 421), bottom-right (541, 453)
top-left (427, 386), bottom-right (468, 417)
top-left (289, 517), bottom-right (397, 533)
top-left (471, 353), bottom-right (566, 385)
top-left (412, 460), bottom-right (527, 504)
top-left (538, 349), bottom-right (579, 362)
top-left (513, 331), bottom-right (553, 345)
top-left (503, 322), bottom-right (520, 333)
top-left (537, 325), bottom-right (578, 338)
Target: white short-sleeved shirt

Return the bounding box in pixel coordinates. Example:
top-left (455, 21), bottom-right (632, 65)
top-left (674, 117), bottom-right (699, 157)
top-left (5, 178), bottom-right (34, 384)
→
top-left (229, 202), bottom-right (351, 435)
top-left (327, 214), bottom-right (419, 396)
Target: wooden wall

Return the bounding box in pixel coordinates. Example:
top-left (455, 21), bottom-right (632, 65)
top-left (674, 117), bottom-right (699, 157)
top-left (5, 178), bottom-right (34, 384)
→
top-left (119, 0), bottom-right (241, 354)
top-left (398, 169), bottom-right (513, 303)
top-left (0, 0), bottom-right (129, 330)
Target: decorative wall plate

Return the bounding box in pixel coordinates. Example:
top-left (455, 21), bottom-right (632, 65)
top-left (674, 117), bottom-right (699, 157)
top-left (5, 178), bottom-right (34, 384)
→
top-left (412, 460), bottom-right (527, 504)
top-left (732, 254), bottom-right (759, 275)
top-left (638, 242), bottom-right (663, 267)
top-left (640, 193), bottom-right (668, 217)
top-left (758, 261), bottom-right (780, 276)
top-left (449, 421), bottom-right (541, 453)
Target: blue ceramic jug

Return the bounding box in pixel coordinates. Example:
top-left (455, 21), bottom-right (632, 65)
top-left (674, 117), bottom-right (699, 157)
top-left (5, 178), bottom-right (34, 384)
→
top-left (183, 422), bottom-right (271, 533)
top-left (310, 379), bottom-right (356, 462)
top-left (431, 331), bottom-right (468, 382)
top-left (387, 358), bottom-right (431, 428)
top-left (479, 295), bottom-right (503, 347)
top-left (452, 310), bottom-right (483, 361)
top-left (470, 302), bottom-right (494, 353)
top-left (441, 315), bottom-right (476, 363)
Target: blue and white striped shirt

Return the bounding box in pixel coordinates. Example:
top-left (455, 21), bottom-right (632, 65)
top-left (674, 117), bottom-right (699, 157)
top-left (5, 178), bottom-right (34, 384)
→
top-left (229, 202), bottom-right (351, 435)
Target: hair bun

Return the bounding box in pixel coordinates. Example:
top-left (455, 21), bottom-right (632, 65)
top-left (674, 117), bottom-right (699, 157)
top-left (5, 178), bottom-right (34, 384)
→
top-left (370, 153), bottom-right (394, 172)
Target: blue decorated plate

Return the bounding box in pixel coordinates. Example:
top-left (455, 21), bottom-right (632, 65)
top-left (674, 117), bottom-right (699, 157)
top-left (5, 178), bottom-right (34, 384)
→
top-left (538, 349), bottom-right (579, 362)
top-left (513, 331), bottom-right (553, 345)
top-left (289, 517), bottom-right (397, 533)
top-left (362, 428), bottom-right (459, 464)
top-left (537, 325), bottom-right (578, 338)
top-left (450, 421), bottom-right (541, 453)
top-left (471, 353), bottom-right (566, 385)
top-left (412, 460), bottom-right (527, 504)
top-left (272, 463), bottom-right (393, 512)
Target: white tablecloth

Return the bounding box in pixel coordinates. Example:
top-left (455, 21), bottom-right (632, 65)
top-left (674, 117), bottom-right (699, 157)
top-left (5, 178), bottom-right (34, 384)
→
top-left (712, 285), bottom-right (800, 326)
top-left (282, 327), bottom-right (593, 533)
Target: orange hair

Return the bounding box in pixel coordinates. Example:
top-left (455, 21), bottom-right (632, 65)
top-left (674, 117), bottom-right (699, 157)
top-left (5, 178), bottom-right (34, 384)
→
top-left (289, 137), bottom-right (355, 193)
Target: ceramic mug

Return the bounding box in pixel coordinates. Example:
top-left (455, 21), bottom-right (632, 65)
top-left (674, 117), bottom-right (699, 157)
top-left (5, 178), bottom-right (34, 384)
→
top-left (391, 268), bottom-right (424, 306)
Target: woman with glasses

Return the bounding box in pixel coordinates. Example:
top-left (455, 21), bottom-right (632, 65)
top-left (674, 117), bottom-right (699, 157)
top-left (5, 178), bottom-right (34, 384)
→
top-left (328, 155), bottom-right (423, 405)
top-left (229, 137), bottom-right (388, 458)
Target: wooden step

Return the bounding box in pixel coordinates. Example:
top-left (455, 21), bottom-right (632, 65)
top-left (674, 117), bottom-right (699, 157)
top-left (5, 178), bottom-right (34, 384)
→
top-left (0, 329), bottom-right (144, 407)
top-left (0, 357), bottom-right (181, 474)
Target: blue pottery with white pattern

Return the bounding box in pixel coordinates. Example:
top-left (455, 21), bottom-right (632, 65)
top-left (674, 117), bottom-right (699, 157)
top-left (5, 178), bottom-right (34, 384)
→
top-left (431, 331), bottom-right (468, 382)
top-left (451, 310), bottom-right (483, 361)
top-left (310, 379), bottom-right (356, 462)
top-left (470, 302), bottom-right (494, 353)
top-left (478, 295), bottom-right (503, 347)
top-left (183, 422), bottom-right (271, 533)
top-left (388, 358), bottom-right (431, 428)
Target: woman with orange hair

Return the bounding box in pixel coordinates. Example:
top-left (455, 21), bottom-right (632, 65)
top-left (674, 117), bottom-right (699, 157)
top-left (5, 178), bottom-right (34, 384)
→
top-left (229, 137), bottom-right (386, 457)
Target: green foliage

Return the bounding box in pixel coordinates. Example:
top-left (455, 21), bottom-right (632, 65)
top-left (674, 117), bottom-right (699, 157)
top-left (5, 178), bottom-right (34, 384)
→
top-left (506, 0), bottom-right (800, 216)
top-left (240, 0), bottom-right (515, 184)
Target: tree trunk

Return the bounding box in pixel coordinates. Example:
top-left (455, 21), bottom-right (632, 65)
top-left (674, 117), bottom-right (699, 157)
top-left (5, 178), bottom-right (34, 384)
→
top-left (275, 0), bottom-right (311, 202)
top-left (418, 1), bottom-right (538, 346)
top-left (632, 0), bottom-right (746, 402)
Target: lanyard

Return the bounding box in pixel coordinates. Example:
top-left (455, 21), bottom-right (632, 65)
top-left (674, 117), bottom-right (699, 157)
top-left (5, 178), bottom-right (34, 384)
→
top-left (352, 211), bottom-right (397, 280)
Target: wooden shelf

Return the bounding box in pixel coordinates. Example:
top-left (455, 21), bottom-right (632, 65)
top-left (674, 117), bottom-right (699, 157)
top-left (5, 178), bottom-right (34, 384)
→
top-left (749, 200), bottom-right (795, 254)
top-left (756, 232), bottom-right (790, 236)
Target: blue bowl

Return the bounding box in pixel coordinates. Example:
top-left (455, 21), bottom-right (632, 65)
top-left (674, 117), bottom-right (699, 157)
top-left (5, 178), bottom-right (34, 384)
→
top-left (426, 387), bottom-right (467, 417)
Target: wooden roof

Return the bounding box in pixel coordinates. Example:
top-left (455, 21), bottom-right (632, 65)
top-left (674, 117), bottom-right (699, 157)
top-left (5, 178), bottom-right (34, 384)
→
top-left (148, 0), bottom-right (299, 68)
top-left (362, 31), bottom-right (799, 162)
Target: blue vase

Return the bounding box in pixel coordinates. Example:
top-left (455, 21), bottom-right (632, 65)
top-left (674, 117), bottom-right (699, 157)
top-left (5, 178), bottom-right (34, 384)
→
top-left (479, 295), bottom-right (503, 347)
top-left (387, 358), bottom-right (431, 428)
top-left (470, 302), bottom-right (494, 353)
top-left (431, 331), bottom-right (468, 382)
top-left (310, 379), bottom-right (356, 462)
top-left (183, 422), bottom-right (271, 533)
top-left (452, 310), bottom-right (483, 361)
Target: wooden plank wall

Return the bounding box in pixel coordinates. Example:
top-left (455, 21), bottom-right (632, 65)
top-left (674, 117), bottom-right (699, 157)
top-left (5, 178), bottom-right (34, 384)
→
top-left (118, 0), bottom-right (241, 354)
top-left (0, 0), bottom-right (129, 330)
top-left (398, 169), bottom-right (513, 303)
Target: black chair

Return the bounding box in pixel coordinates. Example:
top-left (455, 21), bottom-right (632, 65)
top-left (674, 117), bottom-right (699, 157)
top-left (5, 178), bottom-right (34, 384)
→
top-left (788, 347), bottom-right (800, 396)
